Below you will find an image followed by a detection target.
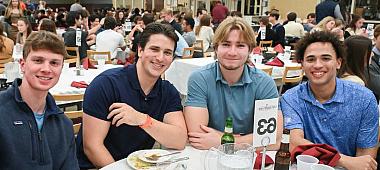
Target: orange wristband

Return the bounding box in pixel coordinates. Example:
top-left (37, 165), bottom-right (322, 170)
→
top-left (139, 114), bottom-right (153, 129)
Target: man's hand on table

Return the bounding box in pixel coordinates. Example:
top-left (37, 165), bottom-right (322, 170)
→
top-left (338, 154), bottom-right (377, 170)
top-left (188, 125), bottom-right (223, 150)
top-left (107, 103), bottom-right (146, 127)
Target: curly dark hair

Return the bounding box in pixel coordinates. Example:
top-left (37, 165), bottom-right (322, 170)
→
top-left (295, 31), bottom-right (346, 62)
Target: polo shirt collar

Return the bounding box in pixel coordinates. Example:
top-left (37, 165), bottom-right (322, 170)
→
top-left (215, 62), bottom-right (253, 86)
top-left (11, 78), bottom-right (63, 117)
top-left (302, 78), bottom-right (344, 104)
top-left (127, 64), bottom-right (161, 98)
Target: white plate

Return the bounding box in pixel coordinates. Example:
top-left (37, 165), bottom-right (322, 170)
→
top-left (138, 149), bottom-right (172, 163)
top-left (126, 150), bottom-right (155, 170)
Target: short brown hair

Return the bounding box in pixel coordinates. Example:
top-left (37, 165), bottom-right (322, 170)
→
top-left (213, 16), bottom-right (256, 51)
top-left (374, 25), bottom-right (380, 39)
top-left (23, 31), bottom-right (67, 59)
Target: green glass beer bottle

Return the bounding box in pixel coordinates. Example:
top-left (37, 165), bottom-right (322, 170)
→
top-left (221, 117), bottom-right (234, 154)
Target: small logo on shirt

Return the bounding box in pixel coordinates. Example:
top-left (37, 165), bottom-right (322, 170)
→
top-left (13, 121), bottom-right (23, 125)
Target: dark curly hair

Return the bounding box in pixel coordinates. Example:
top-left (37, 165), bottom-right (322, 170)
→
top-left (295, 31), bottom-right (346, 62)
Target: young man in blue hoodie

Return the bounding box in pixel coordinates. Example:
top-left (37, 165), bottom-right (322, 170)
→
top-left (0, 31), bottom-right (79, 170)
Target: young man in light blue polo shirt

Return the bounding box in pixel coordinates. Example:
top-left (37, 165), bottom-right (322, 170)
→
top-left (184, 17), bottom-right (283, 150)
top-left (281, 31), bottom-right (378, 170)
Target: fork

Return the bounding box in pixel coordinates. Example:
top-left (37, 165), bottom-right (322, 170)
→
top-left (145, 151), bottom-right (182, 161)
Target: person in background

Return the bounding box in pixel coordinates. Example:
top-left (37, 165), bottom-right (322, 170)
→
top-left (344, 14), bottom-right (367, 39)
top-left (194, 8), bottom-right (207, 27)
top-left (88, 14), bottom-right (103, 35)
top-left (211, 0), bottom-right (228, 28)
top-left (182, 16), bottom-right (196, 46)
top-left (115, 10), bottom-right (126, 26)
top-left (70, 0), bottom-right (82, 12)
top-left (312, 16), bottom-right (336, 32)
top-left (4, 0), bottom-right (24, 43)
top-left (64, 11), bottom-right (90, 62)
top-left (0, 0), bottom-right (6, 15)
top-left (269, 10), bottom-right (285, 47)
top-left (38, 18), bottom-right (57, 34)
top-left (95, 16), bottom-right (126, 61)
top-left (333, 19), bottom-right (345, 41)
top-left (0, 30), bottom-right (79, 169)
top-left (160, 8), bottom-right (183, 34)
top-left (338, 35), bottom-right (372, 86)
top-left (76, 22), bottom-right (187, 169)
top-left (315, 0), bottom-right (344, 23)
top-left (230, 11), bottom-right (242, 17)
top-left (195, 14), bottom-right (214, 52)
top-left (0, 21), bottom-right (14, 62)
top-left (129, 8), bottom-right (141, 24)
top-left (16, 17), bottom-right (32, 45)
top-left (128, 13), bottom-right (155, 63)
top-left (281, 31), bottom-right (378, 170)
top-left (303, 13), bottom-right (316, 32)
top-left (366, 25), bottom-right (380, 102)
top-left (284, 12), bottom-right (305, 38)
top-left (256, 16), bottom-right (276, 47)
top-left (185, 16), bottom-right (282, 150)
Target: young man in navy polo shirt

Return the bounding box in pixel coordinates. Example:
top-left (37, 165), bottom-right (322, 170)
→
top-left (0, 31), bottom-right (79, 169)
top-left (76, 23), bottom-right (188, 169)
top-left (281, 31), bottom-right (378, 170)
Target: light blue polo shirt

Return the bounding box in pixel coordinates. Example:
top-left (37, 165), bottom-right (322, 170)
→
top-left (280, 78), bottom-right (379, 156)
top-left (185, 62), bottom-right (278, 134)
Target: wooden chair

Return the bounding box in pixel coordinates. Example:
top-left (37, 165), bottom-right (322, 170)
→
top-left (65, 47), bottom-right (80, 66)
top-left (193, 40), bottom-right (204, 52)
top-left (53, 93), bottom-right (84, 111)
top-left (64, 110), bottom-right (83, 135)
top-left (278, 65), bottom-right (304, 94)
top-left (0, 57), bottom-right (13, 74)
top-left (260, 67), bottom-right (273, 76)
top-left (87, 50), bottom-right (112, 64)
top-left (259, 40), bottom-right (273, 48)
top-left (182, 47), bottom-right (194, 59)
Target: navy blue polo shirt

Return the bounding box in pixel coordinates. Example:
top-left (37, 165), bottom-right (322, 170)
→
top-left (76, 64), bottom-right (182, 169)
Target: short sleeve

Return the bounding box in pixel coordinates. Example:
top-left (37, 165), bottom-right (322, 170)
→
top-left (83, 75), bottom-right (118, 121)
top-left (118, 34), bottom-right (126, 47)
top-left (356, 95), bottom-right (379, 148)
top-left (280, 95), bottom-right (304, 130)
top-left (185, 71), bottom-right (208, 108)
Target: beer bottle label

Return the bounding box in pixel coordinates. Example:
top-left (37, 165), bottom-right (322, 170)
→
top-left (224, 127), bottom-right (232, 133)
top-left (281, 134), bottom-right (289, 143)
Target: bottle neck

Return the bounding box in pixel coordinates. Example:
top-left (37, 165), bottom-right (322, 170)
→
top-left (279, 133), bottom-right (290, 151)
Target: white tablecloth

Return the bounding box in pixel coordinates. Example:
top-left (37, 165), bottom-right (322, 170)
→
top-left (165, 57), bottom-right (216, 95)
top-left (100, 146), bottom-right (277, 170)
top-left (255, 62), bottom-right (302, 79)
top-left (50, 64), bottom-right (122, 95)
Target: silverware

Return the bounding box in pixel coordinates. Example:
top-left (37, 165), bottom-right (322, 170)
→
top-left (156, 157), bottom-right (189, 166)
top-left (145, 151), bottom-right (182, 161)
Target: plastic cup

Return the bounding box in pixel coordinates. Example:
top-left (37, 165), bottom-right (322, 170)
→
top-left (296, 155), bottom-right (319, 170)
top-left (311, 164), bottom-right (334, 170)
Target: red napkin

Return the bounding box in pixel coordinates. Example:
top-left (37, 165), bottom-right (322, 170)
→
top-left (274, 44), bottom-right (284, 53)
top-left (71, 81), bottom-right (88, 88)
top-left (265, 57), bottom-right (284, 67)
top-left (82, 57), bottom-right (97, 70)
top-left (254, 152), bottom-right (274, 169)
top-left (291, 144), bottom-right (341, 167)
top-left (253, 47), bottom-right (262, 54)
